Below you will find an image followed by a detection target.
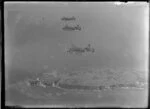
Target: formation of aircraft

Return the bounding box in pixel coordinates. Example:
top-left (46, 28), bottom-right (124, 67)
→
top-left (61, 16), bottom-right (94, 55)
top-left (62, 24), bottom-right (81, 31)
top-left (65, 44), bottom-right (95, 55)
top-left (61, 16), bottom-right (76, 21)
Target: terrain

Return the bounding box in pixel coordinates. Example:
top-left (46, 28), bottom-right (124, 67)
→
top-left (6, 67), bottom-right (148, 107)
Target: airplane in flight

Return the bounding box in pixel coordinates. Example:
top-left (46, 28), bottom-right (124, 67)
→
top-left (61, 16), bottom-right (76, 21)
top-left (65, 44), bottom-right (95, 55)
top-left (62, 24), bottom-right (81, 31)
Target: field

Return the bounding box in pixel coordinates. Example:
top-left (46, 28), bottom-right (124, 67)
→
top-left (6, 67), bottom-right (148, 107)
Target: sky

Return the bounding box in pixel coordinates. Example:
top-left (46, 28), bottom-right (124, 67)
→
top-left (5, 2), bottom-right (149, 73)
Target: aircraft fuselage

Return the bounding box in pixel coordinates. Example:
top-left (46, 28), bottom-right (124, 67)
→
top-left (66, 44), bottom-right (95, 55)
top-left (61, 16), bottom-right (76, 21)
top-left (62, 25), bottom-right (81, 31)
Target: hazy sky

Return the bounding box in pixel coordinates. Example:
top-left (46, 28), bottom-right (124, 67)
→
top-left (5, 2), bottom-right (148, 72)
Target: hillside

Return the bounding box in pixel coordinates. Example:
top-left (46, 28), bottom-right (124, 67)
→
top-left (35, 67), bottom-right (148, 90)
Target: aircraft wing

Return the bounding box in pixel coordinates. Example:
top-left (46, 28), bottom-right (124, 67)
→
top-left (61, 16), bottom-right (76, 21)
top-left (62, 25), bottom-right (75, 31)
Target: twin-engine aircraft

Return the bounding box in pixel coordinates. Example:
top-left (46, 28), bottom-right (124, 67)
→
top-left (61, 16), bottom-right (76, 21)
top-left (62, 24), bottom-right (81, 31)
top-left (65, 44), bottom-right (95, 55)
